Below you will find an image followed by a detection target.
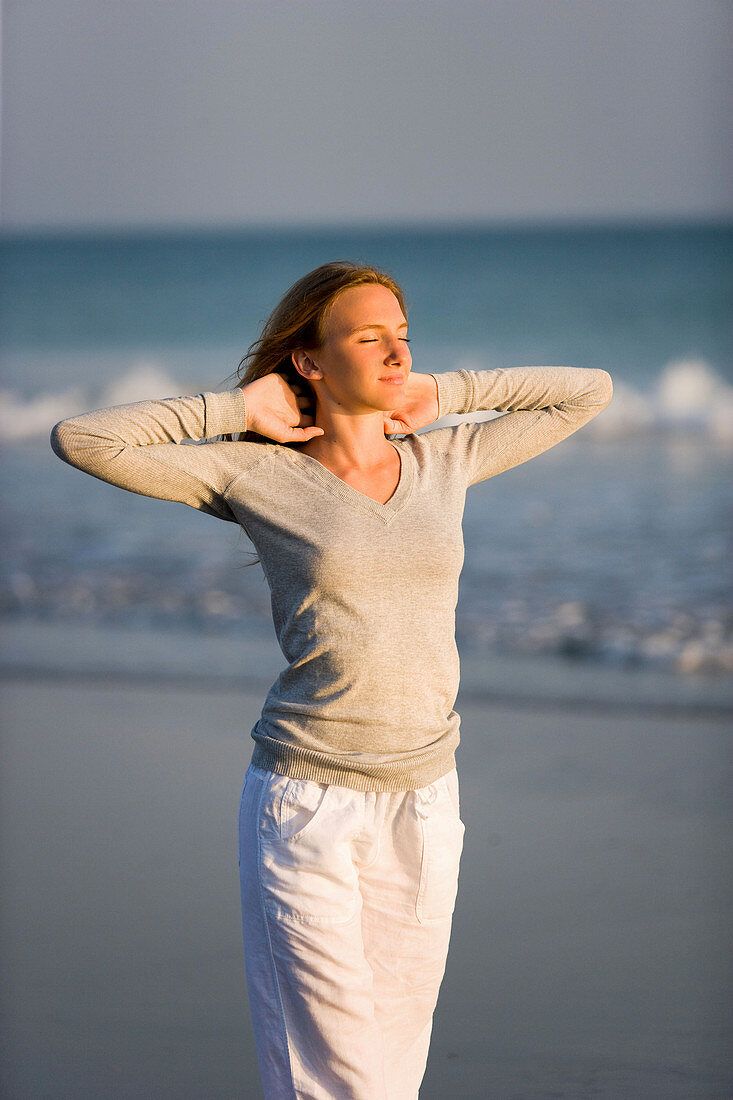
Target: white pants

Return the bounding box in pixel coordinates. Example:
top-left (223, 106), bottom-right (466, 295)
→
top-left (237, 763), bottom-right (465, 1100)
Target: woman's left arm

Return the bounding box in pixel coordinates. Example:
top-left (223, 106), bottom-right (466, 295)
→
top-left (431, 366), bottom-right (613, 485)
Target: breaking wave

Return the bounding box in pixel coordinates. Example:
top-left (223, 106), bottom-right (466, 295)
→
top-left (1, 356), bottom-right (732, 444)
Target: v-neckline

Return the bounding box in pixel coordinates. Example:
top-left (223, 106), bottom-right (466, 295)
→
top-left (287, 439), bottom-right (414, 523)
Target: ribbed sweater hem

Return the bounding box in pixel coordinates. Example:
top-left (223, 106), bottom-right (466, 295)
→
top-left (203, 388), bottom-right (248, 436)
top-left (434, 369), bottom-right (474, 417)
top-left (249, 733), bottom-right (459, 792)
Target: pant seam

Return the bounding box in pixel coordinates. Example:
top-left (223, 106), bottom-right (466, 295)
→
top-left (254, 774), bottom-right (299, 1100)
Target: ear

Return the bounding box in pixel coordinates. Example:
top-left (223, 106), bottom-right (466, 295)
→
top-left (291, 349), bottom-right (323, 381)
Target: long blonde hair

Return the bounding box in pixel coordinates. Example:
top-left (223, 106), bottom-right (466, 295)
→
top-left (223, 260), bottom-right (408, 443)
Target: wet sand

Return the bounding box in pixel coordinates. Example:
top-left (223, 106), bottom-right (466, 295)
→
top-left (1, 624), bottom-right (731, 1098)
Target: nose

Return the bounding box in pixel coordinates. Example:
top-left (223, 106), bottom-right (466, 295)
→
top-left (386, 335), bottom-right (410, 365)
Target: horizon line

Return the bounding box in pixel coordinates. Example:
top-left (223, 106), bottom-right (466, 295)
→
top-left (1, 212), bottom-right (732, 242)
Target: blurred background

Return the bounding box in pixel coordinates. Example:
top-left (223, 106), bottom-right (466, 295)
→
top-left (1, 2), bottom-right (731, 1098)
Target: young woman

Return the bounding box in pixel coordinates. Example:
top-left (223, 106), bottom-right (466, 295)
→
top-left (51, 261), bottom-right (613, 1099)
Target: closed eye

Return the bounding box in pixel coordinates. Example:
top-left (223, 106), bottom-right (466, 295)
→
top-left (358, 337), bottom-right (410, 343)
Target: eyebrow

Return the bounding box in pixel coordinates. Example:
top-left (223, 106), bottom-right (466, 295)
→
top-left (348, 321), bottom-right (409, 334)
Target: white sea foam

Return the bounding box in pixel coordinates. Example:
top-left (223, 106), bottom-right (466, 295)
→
top-left (0, 359), bottom-right (193, 442)
top-left (0, 385), bottom-right (88, 442)
top-left (99, 361), bottom-right (185, 407)
top-left (586, 357), bottom-right (733, 444)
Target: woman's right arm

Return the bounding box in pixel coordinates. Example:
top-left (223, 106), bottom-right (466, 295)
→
top-left (432, 366), bottom-right (613, 485)
top-left (50, 389), bottom-right (250, 522)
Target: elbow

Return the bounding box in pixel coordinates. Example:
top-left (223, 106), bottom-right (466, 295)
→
top-left (50, 420), bottom-right (66, 460)
top-left (50, 419), bottom-right (76, 464)
top-left (592, 369), bottom-right (613, 408)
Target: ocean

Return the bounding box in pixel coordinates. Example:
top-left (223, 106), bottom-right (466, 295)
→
top-left (1, 222), bottom-right (731, 680)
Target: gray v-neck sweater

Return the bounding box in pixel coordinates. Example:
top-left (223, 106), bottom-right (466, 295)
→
top-left (51, 366), bottom-right (613, 790)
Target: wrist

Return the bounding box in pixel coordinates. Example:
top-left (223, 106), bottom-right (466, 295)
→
top-left (433, 369), bottom-right (473, 417)
top-left (429, 373), bottom-right (440, 419)
top-left (239, 381), bottom-right (261, 434)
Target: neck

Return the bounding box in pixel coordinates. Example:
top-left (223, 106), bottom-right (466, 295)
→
top-left (301, 406), bottom-right (394, 470)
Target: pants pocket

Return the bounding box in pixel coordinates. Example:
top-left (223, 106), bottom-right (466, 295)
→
top-left (414, 771), bottom-right (465, 923)
top-left (277, 776), bottom-right (331, 841)
top-left (257, 775), bottom-right (359, 923)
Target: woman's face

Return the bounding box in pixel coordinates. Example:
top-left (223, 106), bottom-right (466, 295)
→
top-left (297, 283), bottom-right (412, 413)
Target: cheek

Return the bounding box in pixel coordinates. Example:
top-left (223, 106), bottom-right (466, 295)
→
top-left (337, 347), bottom-right (374, 377)
top-left (321, 355), bottom-right (367, 394)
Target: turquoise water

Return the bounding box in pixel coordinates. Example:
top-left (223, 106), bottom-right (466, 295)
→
top-left (1, 222), bottom-right (731, 388)
top-left (1, 223), bottom-right (731, 677)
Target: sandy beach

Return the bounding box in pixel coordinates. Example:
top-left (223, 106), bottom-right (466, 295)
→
top-left (1, 622), bottom-right (731, 1098)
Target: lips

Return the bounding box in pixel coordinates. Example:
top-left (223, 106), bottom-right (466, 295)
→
top-left (381, 375), bottom-right (404, 384)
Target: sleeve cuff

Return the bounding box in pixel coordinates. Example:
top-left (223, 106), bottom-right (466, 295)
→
top-left (433, 370), bottom-right (475, 417)
top-left (203, 388), bottom-right (248, 437)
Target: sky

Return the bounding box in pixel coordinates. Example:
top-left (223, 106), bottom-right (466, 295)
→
top-left (1, 0), bottom-right (731, 232)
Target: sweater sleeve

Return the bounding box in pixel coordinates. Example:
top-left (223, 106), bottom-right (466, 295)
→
top-left (50, 388), bottom-right (249, 522)
top-left (432, 366), bottom-right (613, 486)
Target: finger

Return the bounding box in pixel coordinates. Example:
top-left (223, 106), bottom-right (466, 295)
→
top-left (289, 426), bottom-right (325, 441)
